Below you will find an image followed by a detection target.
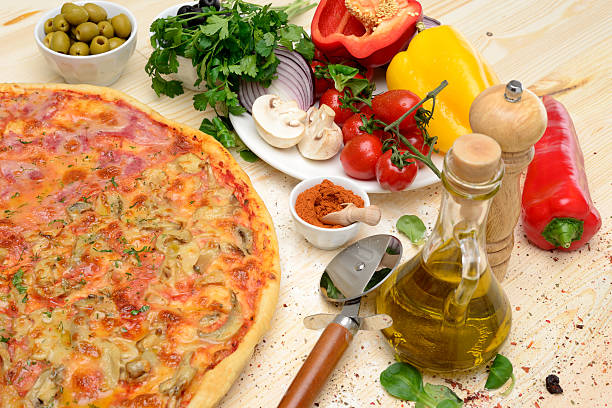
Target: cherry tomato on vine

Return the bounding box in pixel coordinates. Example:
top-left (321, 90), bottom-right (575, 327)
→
top-left (360, 105), bottom-right (374, 116)
top-left (372, 90), bottom-right (421, 133)
top-left (376, 150), bottom-right (418, 191)
top-left (340, 134), bottom-right (383, 180)
top-left (310, 61), bottom-right (333, 98)
top-left (320, 89), bottom-right (354, 126)
top-left (383, 131), bottom-right (431, 168)
top-left (342, 113), bottom-right (386, 144)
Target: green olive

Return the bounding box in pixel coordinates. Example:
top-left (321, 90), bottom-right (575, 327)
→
top-left (69, 41), bottom-right (90, 56)
top-left (97, 21), bottom-right (114, 38)
top-left (52, 14), bottom-right (70, 32)
top-left (83, 3), bottom-right (107, 23)
top-left (50, 31), bottom-right (70, 54)
top-left (108, 37), bottom-right (125, 50)
top-left (75, 22), bottom-right (99, 42)
top-left (43, 33), bottom-right (53, 48)
top-left (44, 18), bottom-right (54, 34)
top-left (70, 26), bottom-right (78, 39)
top-left (64, 5), bottom-right (88, 25)
top-left (60, 2), bottom-right (78, 14)
top-left (110, 14), bottom-right (131, 38)
top-left (90, 35), bottom-right (110, 54)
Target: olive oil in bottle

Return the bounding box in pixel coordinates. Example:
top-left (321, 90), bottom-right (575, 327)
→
top-left (377, 133), bottom-right (512, 372)
top-left (377, 242), bottom-right (511, 372)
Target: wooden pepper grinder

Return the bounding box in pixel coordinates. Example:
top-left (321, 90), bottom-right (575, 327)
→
top-left (469, 80), bottom-right (547, 281)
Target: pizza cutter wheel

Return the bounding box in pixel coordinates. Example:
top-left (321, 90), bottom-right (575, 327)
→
top-left (278, 234), bottom-right (403, 408)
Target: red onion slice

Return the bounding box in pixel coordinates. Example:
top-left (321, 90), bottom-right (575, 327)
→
top-left (422, 15), bottom-right (442, 29)
top-left (238, 48), bottom-right (314, 114)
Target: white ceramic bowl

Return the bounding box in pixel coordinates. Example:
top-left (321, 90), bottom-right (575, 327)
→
top-left (152, 3), bottom-right (207, 91)
top-left (289, 176), bottom-right (370, 251)
top-left (34, 1), bottom-right (137, 86)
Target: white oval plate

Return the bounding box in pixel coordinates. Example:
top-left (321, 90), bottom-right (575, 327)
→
top-left (229, 70), bottom-right (441, 193)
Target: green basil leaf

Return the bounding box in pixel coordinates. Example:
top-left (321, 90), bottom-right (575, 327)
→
top-left (380, 362), bottom-right (424, 401)
top-left (485, 354), bottom-right (514, 390)
top-left (436, 400), bottom-right (463, 408)
top-left (396, 215), bottom-right (426, 244)
top-left (423, 384), bottom-right (462, 407)
top-left (239, 150), bottom-right (259, 162)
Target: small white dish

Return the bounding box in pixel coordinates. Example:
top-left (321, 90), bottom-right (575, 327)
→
top-left (34, 1), bottom-right (137, 86)
top-left (289, 176), bottom-right (370, 250)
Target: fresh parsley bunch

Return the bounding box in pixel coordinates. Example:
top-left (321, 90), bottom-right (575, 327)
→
top-left (146, 0), bottom-right (315, 156)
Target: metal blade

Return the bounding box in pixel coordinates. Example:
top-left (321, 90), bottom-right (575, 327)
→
top-left (304, 312), bottom-right (393, 331)
top-left (324, 235), bottom-right (392, 301)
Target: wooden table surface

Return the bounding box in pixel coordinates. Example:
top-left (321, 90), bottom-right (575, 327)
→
top-left (1, 0), bottom-right (610, 407)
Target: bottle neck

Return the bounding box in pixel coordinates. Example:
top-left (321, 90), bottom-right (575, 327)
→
top-left (422, 154), bottom-right (504, 271)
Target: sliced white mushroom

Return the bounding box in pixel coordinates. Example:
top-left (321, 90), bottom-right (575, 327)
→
top-left (298, 105), bottom-right (343, 160)
top-left (94, 191), bottom-right (123, 217)
top-left (233, 225), bottom-right (253, 255)
top-left (252, 94), bottom-right (306, 148)
top-left (125, 358), bottom-right (151, 379)
top-left (159, 351), bottom-right (197, 396)
top-left (173, 153), bottom-right (204, 174)
top-left (95, 340), bottom-right (121, 389)
top-left (198, 291), bottom-right (243, 342)
top-left (25, 366), bottom-right (64, 407)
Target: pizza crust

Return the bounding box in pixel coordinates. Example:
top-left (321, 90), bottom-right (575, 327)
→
top-left (0, 83), bottom-right (281, 408)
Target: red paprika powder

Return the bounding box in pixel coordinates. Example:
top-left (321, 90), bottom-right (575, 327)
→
top-left (295, 179), bottom-right (364, 228)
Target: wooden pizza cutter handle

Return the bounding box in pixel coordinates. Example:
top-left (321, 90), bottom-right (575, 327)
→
top-left (277, 322), bottom-right (354, 408)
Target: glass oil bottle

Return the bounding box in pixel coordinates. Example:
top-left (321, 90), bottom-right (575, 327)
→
top-left (377, 133), bottom-right (512, 372)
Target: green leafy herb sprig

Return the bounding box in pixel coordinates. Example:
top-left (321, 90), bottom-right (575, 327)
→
top-left (380, 363), bottom-right (463, 408)
top-left (146, 0), bottom-right (315, 155)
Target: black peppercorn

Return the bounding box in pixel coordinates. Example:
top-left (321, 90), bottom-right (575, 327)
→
top-left (545, 374), bottom-right (563, 394)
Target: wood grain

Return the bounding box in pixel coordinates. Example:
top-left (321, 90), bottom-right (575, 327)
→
top-left (0, 1), bottom-right (610, 407)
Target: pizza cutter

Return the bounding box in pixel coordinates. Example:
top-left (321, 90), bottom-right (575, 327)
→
top-left (277, 234), bottom-right (403, 408)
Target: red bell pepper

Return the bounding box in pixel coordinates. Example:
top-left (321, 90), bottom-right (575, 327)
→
top-left (521, 95), bottom-right (601, 251)
top-left (311, 0), bottom-right (422, 68)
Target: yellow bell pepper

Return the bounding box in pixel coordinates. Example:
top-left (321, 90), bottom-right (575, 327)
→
top-left (386, 25), bottom-right (499, 153)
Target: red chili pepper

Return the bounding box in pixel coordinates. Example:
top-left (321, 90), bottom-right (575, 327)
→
top-left (521, 95), bottom-right (601, 251)
top-left (310, 0), bottom-right (422, 68)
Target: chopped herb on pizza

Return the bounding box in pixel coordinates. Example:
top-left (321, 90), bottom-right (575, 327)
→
top-left (0, 84), bottom-right (280, 408)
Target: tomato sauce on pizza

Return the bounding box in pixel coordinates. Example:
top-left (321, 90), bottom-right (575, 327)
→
top-left (0, 84), bottom-right (280, 408)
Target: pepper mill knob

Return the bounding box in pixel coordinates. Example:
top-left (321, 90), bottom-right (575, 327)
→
top-left (469, 80), bottom-right (547, 281)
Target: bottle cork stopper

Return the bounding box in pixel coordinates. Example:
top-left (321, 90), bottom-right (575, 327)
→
top-left (448, 133), bottom-right (502, 183)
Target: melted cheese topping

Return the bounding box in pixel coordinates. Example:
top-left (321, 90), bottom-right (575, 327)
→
top-left (0, 89), bottom-right (264, 408)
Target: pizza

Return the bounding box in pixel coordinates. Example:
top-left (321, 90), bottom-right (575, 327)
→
top-left (0, 83), bottom-right (280, 408)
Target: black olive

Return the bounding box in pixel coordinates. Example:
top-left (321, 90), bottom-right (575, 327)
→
top-left (199, 0), bottom-right (221, 10)
top-left (177, 5), bottom-right (195, 15)
top-left (184, 6), bottom-right (208, 27)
